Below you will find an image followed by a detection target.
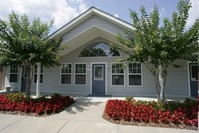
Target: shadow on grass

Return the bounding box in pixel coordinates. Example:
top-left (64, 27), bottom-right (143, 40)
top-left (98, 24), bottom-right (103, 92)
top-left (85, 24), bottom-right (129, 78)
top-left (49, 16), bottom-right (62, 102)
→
top-left (64, 97), bottom-right (103, 114)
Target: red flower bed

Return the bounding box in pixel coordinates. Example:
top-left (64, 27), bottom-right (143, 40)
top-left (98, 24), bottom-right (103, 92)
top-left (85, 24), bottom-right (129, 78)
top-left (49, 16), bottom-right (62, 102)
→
top-left (104, 99), bottom-right (198, 128)
top-left (0, 93), bottom-right (74, 115)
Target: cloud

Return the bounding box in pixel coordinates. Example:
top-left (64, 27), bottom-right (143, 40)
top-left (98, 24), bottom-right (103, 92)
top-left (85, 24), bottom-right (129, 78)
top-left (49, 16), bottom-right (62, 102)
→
top-left (0, 0), bottom-right (88, 30)
top-left (114, 14), bottom-right (119, 18)
top-left (159, 8), bottom-right (165, 17)
top-left (186, 0), bottom-right (198, 28)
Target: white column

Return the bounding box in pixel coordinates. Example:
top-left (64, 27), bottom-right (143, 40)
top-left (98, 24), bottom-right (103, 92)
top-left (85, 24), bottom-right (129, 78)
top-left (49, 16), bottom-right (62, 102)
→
top-left (36, 63), bottom-right (41, 98)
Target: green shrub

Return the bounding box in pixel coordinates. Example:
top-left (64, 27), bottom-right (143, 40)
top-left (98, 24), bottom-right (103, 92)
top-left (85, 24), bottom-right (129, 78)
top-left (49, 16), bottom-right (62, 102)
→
top-left (6, 92), bottom-right (25, 103)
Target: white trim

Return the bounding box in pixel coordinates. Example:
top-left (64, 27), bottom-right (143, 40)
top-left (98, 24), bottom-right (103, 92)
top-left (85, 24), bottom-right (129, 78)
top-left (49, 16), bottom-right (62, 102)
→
top-left (90, 62), bottom-right (107, 95)
top-left (60, 63), bottom-right (72, 85)
top-left (74, 63), bottom-right (87, 86)
top-left (49, 7), bottom-right (134, 39)
top-left (31, 90), bottom-right (89, 95)
top-left (77, 39), bottom-right (122, 58)
top-left (33, 65), bottom-right (44, 84)
top-left (18, 67), bottom-right (22, 91)
top-left (111, 62), bottom-right (125, 86)
top-left (187, 61), bottom-right (191, 97)
top-left (2, 66), bottom-right (5, 89)
top-left (127, 62), bottom-right (143, 87)
top-left (9, 65), bottom-right (19, 83)
top-left (189, 64), bottom-right (198, 81)
top-left (187, 62), bottom-right (198, 97)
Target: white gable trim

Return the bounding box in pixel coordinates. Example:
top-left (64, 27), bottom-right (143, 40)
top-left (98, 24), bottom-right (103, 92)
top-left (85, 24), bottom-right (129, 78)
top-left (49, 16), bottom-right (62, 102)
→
top-left (58, 26), bottom-right (119, 56)
top-left (49, 7), bottom-right (134, 39)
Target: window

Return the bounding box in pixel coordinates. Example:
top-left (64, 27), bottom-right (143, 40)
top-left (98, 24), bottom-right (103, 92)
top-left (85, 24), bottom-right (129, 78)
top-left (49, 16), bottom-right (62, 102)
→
top-left (191, 65), bottom-right (198, 81)
top-left (128, 63), bottom-right (142, 85)
top-left (111, 63), bottom-right (124, 85)
top-left (9, 65), bottom-right (18, 82)
top-left (75, 64), bottom-right (86, 85)
top-left (61, 64), bottom-right (72, 84)
top-left (79, 42), bottom-right (120, 57)
top-left (34, 65), bottom-right (44, 83)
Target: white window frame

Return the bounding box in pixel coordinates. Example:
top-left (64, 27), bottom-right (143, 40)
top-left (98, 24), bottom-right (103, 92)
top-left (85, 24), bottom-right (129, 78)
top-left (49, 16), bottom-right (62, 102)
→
top-left (9, 65), bottom-right (19, 83)
top-left (60, 63), bottom-right (72, 85)
top-left (128, 62), bottom-right (142, 86)
top-left (33, 65), bottom-right (44, 84)
top-left (74, 63), bottom-right (87, 85)
top-left (190, 64), bottom-right (198, 81)
top-left (111, 62), bottom-right (125, 86)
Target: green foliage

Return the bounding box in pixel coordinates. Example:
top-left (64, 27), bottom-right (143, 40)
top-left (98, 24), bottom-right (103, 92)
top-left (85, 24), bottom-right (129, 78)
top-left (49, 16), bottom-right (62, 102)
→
top-left (0, 12), bottom-right (62, 67)
top-left (6, 92), bottom-right (25, 103)
top-left (117, 0), bottom-right (199, 101)
top-left (0, 12), bottom-right (62, 100)
top-left (125, 97), bottom-right (198, 112)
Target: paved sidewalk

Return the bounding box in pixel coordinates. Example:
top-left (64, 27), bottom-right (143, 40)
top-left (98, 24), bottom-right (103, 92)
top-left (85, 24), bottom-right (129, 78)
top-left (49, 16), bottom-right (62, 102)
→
top-left (0, 97), bottom-right (198, 133)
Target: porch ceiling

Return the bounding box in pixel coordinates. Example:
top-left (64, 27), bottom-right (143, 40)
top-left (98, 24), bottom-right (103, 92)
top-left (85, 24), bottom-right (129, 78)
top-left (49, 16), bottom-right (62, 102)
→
top-left (58, 26), bottom-right (119, 57)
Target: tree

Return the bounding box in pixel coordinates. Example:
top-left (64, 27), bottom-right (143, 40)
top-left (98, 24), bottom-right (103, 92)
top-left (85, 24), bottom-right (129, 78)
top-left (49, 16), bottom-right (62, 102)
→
top-left (0, 12), bottom-right (62, 100)
top-left (117, 0), bottom-right (199, 101)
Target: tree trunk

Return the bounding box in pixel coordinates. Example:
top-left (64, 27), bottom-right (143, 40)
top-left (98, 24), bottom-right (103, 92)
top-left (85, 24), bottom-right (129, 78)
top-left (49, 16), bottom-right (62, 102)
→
top-left (161, 75), bottom-right (167, 102)
top-left (154, 75), bottom-right (161, 102)
top-left (25, 65), bottom-right (33, 101)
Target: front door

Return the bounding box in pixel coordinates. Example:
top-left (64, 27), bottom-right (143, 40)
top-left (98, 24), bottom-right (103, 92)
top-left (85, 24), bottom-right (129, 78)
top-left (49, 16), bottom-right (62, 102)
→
top-left (92, 64), bottom-right (105, 95)
top-left (189, 63), bottom-right (198, 98)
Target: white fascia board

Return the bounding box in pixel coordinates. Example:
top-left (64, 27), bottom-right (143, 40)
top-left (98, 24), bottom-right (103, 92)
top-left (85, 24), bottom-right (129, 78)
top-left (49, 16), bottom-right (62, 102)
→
top-left (93, 8), bottom-right (134, 31)
top-left (49, 7), bottom-right (134, 39)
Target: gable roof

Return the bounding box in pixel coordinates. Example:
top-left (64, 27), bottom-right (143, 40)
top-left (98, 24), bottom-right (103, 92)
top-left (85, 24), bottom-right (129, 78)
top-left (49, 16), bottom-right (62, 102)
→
top-left (49, 6), bottom-right (134, 39)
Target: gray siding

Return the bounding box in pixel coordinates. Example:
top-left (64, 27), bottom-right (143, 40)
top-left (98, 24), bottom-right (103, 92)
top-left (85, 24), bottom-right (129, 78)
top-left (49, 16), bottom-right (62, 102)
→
top-left (165, 60), bottom-right (189, 96)
top-left (62, 15), bottom-right (124, 43)
top-left (2, 13), bottom-right (190, 97)
top-left (3, 44), bottom-right (189, 97)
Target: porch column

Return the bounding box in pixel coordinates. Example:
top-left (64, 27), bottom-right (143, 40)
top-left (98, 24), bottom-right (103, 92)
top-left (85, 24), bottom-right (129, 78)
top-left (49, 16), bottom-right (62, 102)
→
top-left (36, 63), bottom-right (41, 98)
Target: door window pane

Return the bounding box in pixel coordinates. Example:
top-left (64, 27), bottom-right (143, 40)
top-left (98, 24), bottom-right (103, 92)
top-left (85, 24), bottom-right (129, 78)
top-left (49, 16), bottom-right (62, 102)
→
top-left (94, 66), bottom-right (103, 80)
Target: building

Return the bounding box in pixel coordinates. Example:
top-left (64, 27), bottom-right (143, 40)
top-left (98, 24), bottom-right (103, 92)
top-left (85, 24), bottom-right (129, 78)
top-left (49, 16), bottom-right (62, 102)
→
top-left (1, 7), bottom-right (198, 98)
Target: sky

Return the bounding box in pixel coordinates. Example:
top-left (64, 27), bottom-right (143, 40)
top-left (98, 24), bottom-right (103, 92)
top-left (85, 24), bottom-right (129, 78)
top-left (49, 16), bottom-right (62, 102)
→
top-left (0, 0), bottom-right (198, 33)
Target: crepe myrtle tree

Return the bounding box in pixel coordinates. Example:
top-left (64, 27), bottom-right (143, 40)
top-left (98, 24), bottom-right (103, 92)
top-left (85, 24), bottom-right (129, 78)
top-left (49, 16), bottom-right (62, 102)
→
top-left (117, 0), bottom-right (199, 102)
top-left (0, 12), bottom-right (62, 100)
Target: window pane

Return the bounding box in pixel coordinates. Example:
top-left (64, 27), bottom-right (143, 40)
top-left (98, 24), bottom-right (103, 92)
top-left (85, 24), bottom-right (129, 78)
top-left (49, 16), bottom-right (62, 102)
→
top-left (79, 42), bottom-right (120, 57)
top-left (62, 64), bottom-right (71, 73)
top-left (129, 75), bottom-right (141, 85)
top-left (75, 75), bottom-right (86, 84)
top-left (75, 64), bottom-right (86, 74)
top-left (10, 65), bottom-right (18, 73)
top-left (94, 66), bottom-right (103, 80)
top-left (112, 63), bottom-right (124, 74)
top-left (191, 66), bottom-right (198, 81)
top-left (34, 74), bottom-right (43, 83)
top-left (9, 74), bottom-right (18, 82)
top-left (61, 74), bottom-right (71, 84)
top-left (129, 63), bottom-right (141, 74)
top-left (112, 75), bottom-right (124, 85)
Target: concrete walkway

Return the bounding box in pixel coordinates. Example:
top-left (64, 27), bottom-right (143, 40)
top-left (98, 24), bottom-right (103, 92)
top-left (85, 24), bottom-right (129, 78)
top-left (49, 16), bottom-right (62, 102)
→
top-left (0, 97), bottom-right (198, 133)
